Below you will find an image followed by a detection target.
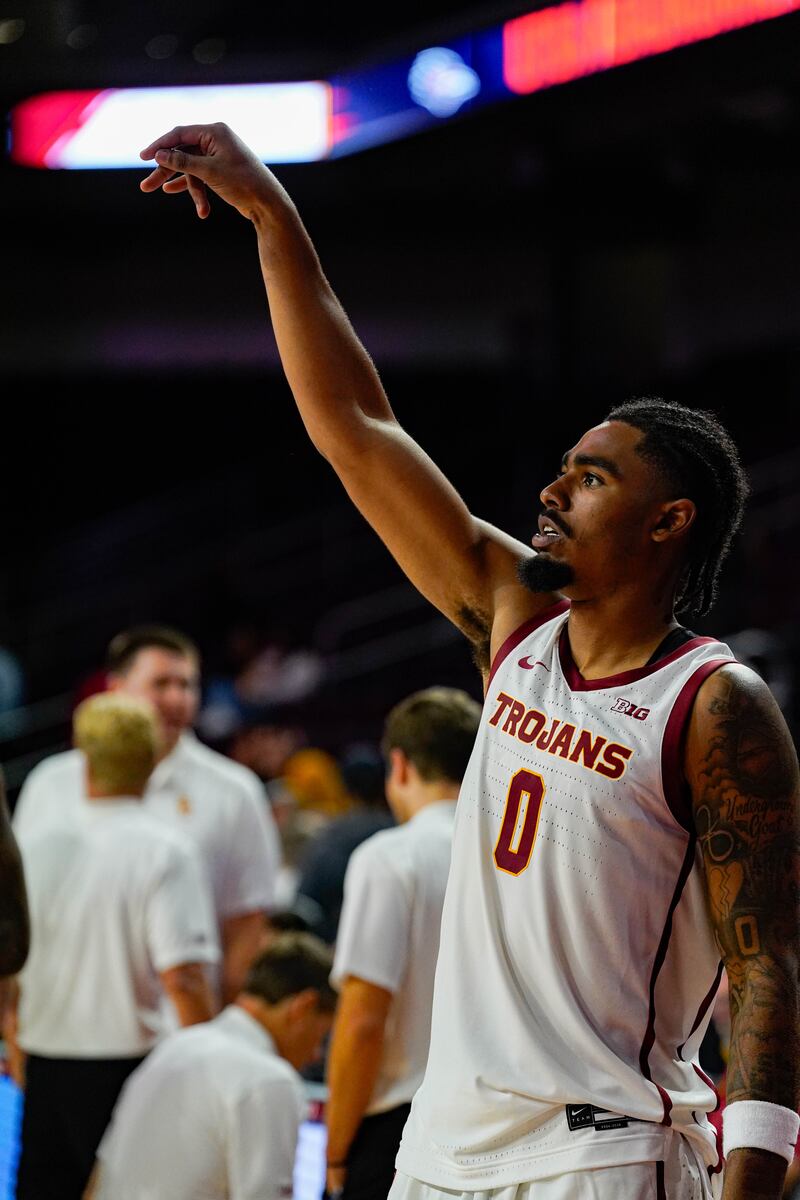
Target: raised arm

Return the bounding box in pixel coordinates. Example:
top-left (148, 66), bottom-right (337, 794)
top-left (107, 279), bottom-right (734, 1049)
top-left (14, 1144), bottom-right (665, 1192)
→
top-left (687, 664), bottom-right (800, 1200)
top-left (139, 124), bottom-right (553, 667)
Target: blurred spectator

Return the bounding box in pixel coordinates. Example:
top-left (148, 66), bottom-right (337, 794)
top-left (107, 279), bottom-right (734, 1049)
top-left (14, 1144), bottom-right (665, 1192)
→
top-left (325, 688), bottom-right (481, 1200)
top-left (198, 621), bottom-right (323, 741)
top-left (284, 747), bottom-right (351, 819)
top-left (295, 746), bottom-right (393, 944)
top-left (13, 694), bottom-right (218, 1200)
top-left (14, 625), bottom-right (281, 1006)
top-left (237, 638), bottom-right (323, 708)
top-left (230, 721), bottom-right (308, 781)
top-left (89, 935), bottom-right (336, 1200)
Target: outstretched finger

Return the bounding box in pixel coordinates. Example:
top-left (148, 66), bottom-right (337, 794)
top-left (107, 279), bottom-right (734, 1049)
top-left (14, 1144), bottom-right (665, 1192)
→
top-left (162, 176), bottom-right (188, 194)
top-left (140, 147), bottom-right (209, 193)
top-left (140, 125), bottom-right (213, 161)
top-left (140, 164), bottom-right (180, 192)
top-left (184, 173), bottom-right (210, 218)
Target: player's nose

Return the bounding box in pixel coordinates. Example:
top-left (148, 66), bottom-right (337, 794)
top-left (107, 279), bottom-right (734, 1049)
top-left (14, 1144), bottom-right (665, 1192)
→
top-left (539, 475), bottom-right (569, 510)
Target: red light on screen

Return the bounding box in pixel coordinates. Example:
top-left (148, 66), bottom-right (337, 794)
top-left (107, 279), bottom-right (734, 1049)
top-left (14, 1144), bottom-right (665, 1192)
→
top-left (503, 0), bottom-right (800, 95)
top-left (11, 90), bottom-right (105, 167)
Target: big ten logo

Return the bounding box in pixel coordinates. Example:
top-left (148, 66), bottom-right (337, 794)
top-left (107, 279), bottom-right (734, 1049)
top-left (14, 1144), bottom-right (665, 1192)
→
top-left (611, 698), bottom-right (650, 721)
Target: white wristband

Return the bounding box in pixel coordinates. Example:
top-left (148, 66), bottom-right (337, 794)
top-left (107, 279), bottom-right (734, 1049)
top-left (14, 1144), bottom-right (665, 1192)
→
top-left (723, 1100), bottom-right (800, 1165)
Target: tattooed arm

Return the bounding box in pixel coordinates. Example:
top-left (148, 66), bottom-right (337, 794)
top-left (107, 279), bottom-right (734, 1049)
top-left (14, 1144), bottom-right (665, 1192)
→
top-left (687, 664), bottom-right (800, 1200)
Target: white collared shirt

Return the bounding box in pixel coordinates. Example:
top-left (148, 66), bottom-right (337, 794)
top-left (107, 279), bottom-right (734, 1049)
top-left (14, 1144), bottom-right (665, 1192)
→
top-left (332, 800), bottom-right (457, 1114)
top-left (97, 1005), bottom-right (305, 1200)
top-left (17, 798), bottom-right (218, 1057)
top-left (14, 732), bottom-right (280, 925)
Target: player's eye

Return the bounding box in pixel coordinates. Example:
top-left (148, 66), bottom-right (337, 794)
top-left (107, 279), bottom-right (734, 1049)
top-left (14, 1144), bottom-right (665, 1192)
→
top-left (583, 472), bottom-right (602, 486)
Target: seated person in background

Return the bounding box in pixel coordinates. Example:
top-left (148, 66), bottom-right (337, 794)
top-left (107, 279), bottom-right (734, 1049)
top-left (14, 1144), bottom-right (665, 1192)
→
top-left (325, 687), bottom-right (482, 1200)
top-left (13, 693), bottom-right (218, 1200)
top-left (87, 933), bottom-right (336, 1200)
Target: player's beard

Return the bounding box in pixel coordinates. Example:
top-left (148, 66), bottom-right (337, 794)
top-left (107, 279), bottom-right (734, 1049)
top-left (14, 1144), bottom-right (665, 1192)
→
top-left (517, 553), bottom-right (575, 594)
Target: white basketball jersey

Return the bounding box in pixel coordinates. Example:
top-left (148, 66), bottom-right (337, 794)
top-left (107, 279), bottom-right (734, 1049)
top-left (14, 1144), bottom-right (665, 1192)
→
top-left (396, 601), bottom-right (734, 1190)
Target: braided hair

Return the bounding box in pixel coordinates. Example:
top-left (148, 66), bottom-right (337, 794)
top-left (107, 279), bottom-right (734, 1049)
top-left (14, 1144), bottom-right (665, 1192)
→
top-left (605, 398), bottom-right (749, 616)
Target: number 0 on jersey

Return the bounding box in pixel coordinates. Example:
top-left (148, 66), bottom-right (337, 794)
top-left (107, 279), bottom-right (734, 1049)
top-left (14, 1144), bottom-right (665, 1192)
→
top-left (494, 769), bottom-right (545, 876)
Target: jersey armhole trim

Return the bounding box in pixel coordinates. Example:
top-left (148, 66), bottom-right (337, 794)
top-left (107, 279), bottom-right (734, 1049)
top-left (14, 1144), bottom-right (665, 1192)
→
top-left (661, 658), bottom-right (735, 832)
top-left (486, 600), bottom-right (570, 691)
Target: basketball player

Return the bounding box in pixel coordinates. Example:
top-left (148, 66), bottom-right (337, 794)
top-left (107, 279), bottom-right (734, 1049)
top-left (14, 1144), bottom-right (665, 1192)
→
top-left (138, 124), bottom-right (799, 1200)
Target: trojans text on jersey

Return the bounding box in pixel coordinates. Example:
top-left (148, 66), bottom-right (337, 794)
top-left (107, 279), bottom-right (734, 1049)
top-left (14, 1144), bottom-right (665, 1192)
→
top-left (488, 689), bottom-right (634, 781)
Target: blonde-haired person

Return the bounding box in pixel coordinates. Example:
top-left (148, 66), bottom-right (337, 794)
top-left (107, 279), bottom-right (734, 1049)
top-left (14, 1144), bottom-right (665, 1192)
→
top-left (14, 624), bottom-right (281, 1006)
top-left (13, 692), bottom-right (219, 1200)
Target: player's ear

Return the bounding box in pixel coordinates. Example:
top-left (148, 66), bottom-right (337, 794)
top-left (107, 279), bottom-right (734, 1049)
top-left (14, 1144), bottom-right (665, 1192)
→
top-left (288, 988), bottom-right (319, 1021)
top-left (651, 499), bottom-right (696, 544)
top-left (388, 747), bottom-right (409, 787)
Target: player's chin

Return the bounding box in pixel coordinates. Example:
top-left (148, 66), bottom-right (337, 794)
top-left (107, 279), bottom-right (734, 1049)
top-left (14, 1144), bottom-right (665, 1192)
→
top-left (517, 552), bottom-right (575, 594)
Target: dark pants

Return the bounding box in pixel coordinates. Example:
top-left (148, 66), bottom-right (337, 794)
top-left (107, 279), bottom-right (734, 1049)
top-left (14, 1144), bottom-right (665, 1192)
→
top-left (16, 1052), bottom-right (145, 1200)
top-left (341, 1103), bottom-right (411, 1200)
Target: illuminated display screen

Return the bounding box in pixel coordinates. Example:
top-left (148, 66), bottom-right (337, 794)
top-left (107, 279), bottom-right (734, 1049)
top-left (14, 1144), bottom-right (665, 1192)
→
top-left (503, 0), bottom-right (800, 94)
top-left (8, 0), bottom-right (800, 168)
top-left (10, 83), bottom-right (332, 169)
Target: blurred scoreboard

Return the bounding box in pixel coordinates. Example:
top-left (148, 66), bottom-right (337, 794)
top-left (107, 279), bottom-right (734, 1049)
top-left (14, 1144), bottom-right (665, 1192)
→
top-left (10, 0), bottom-right (800, 169)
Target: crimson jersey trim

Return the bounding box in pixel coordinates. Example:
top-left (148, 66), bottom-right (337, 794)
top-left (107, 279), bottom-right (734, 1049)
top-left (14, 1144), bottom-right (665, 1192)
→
top-left (559, 630), bottom-right (720, 693)
top-left (638, 835), bottom-right (697, 1126)
top-left (486, 600), bottom-right (570, 691)
top-left (660, 658), bottom-right (734, 831)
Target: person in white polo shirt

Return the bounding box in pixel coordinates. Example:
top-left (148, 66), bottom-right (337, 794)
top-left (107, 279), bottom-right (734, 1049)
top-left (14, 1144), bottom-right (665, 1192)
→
top-left (14, 692), bottom-right (218, 1200)
top-left (87, 932), bottom-right (337, 1200)
top-left (325, 687), bottom-right (481, 1200)
top-left (14, 624), bottom-right (281, 1003)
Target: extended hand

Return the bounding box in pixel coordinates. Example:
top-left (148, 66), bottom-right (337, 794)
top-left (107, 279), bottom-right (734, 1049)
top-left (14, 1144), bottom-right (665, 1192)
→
top-left (139, 122), bottom-right (286, 221)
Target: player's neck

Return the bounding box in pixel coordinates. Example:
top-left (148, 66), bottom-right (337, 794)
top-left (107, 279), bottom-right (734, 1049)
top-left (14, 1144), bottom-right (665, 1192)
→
top-left (565, 595), bottom-right (679, 681)
top-left (402, 780), bottom-right (459, 821)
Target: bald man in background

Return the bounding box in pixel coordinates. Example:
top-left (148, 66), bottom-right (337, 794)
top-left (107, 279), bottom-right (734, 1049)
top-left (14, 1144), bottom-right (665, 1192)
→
top-left (13, 693), bottom-right (218, 1200)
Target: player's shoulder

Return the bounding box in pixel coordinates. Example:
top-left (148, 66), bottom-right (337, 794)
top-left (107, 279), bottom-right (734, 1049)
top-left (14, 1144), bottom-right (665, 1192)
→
top-left (15, 748), bottom-right (83, 837)
top-left (22, 747), bottom-right (82, 791)
top-left (690, 660), bottom-right (786, 737)
top-left (215, 1027), bottom-right (302, 1102)
top-left (124, 806), bottom-right (202, 866)
top-left (348, 822), bottom-right (413, 880)
top-left (685, 661), bottom-right (798, 809)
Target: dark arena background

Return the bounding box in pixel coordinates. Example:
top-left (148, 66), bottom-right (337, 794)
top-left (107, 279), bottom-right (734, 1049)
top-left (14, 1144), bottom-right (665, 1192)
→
top-left (1, 0), bottom-right (799, 1196)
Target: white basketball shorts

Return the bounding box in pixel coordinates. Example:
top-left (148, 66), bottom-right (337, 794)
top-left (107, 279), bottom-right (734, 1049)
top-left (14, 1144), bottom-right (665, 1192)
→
top-left (389, 1132), bottom-right (722, 1200)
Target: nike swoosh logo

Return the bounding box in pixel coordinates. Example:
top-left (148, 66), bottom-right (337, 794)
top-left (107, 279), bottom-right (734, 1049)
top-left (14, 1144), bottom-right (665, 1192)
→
top-left (518, 657), bottom-right (550, 671)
